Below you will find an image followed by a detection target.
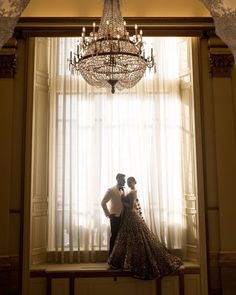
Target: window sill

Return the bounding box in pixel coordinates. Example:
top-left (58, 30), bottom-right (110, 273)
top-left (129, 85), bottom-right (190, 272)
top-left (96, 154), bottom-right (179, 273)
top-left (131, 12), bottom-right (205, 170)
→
top-left (30, 261), bottom-right (200, 278)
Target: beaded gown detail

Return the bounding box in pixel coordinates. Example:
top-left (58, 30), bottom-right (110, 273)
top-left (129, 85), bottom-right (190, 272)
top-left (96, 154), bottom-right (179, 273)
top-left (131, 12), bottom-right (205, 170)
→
top-left (108, 190), bottom-right (183, 280)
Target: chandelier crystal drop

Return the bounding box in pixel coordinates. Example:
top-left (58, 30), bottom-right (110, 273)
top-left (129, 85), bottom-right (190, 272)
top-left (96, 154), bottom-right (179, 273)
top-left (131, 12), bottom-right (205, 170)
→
top-left (68, 0), bottom-right (155, 94)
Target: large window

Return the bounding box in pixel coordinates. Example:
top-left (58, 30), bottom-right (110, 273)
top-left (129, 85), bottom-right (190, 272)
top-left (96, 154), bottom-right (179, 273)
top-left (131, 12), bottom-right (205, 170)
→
top-left (30, 37), bottom-right (198, 264)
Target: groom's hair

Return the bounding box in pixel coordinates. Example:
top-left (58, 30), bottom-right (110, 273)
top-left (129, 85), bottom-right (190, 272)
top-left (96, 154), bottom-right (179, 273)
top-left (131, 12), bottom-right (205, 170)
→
top-left (116, 173), bottom-right (125, 180)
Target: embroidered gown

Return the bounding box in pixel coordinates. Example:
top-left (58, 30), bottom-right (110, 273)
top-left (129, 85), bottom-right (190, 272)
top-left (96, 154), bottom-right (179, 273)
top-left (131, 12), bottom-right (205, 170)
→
top-left (108, 189), bottom-right (183, 280)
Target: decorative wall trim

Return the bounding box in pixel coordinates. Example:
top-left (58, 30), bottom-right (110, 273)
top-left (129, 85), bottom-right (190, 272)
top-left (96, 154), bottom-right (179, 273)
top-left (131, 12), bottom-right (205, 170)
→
top-left (0, 256), bottom-right (19, 294)
top-left (207, 206), bottom-right (219, 211)
top-left (9, 209), bottom-right (21, 214)
top-left (209, 251), bottom-right (236, 267)
top-left (209, 252), bottom-right (219, 267)
top-left (0, 255), bottom-right (19, 271)
top-left (15, 17), bottom-right (215, 38)
top-left (30, 266), bottom-right (199, 295)
top-left (209, 53), bottom-right (234, 77)
top-left (209, 289), bottom-right (223, 295)
top-left (30, 263), bottom-right (199, 278)
top-left (46, 250), bottom-right (108, 263)
top-left (0, 38), bottom-right (17, 78)
top-left (219, 252), bottom-right (236, 266)
top-left (0, 54), bottom-right (16, 78)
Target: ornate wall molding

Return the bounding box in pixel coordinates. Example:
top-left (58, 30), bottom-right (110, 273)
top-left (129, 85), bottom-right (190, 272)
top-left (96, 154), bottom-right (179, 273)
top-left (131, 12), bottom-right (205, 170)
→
top-left (0, 54), bottom-right (17, 78)
top-left (0, 38), bottom-right (17, 78)
top-left (200, 0), bottom-right (236, 68)
top-left (209, 53), bottom-right (234, 77)
top-left (209, 251), bottom-right (220, 267)
top-left (15, 16), bottom-right (215, 38)
top-left (0, 256), bottom-right (19, 295)
top-left (0, 255), bottom-right (19, 271)
top-left (208, 35), bottom-right (235, 77)
top-left (209, 251), bottom-right (236, 267)
top-left (219, 251), bottom-right (236, 266)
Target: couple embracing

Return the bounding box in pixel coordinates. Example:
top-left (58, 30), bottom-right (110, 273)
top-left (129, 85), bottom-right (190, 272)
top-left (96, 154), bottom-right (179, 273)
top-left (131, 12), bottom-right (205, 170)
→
top-left (101, 173), bottom-right (183, 280)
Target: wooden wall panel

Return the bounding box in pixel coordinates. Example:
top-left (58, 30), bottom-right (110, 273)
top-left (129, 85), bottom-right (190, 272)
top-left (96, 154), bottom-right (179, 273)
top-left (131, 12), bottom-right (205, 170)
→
top-left (9, 213), bottom-right (21, 255)
top-left (162, 276), bottom-right (179, 295)
top-left (75, 277), bottom-right (156, 295)
top-left (184, 274), bottom-right (200, 295)
top-left (30, 273), bottom-right (200, 295)
top-left (30, 278), bottom-right (46, 295)
top-left (52, 278), bottom-right (70, 295)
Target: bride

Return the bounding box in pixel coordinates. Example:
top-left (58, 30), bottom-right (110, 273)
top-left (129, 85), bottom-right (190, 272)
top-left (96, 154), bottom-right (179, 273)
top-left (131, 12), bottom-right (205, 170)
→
top-left (108, 176), bottom-right (183, 280)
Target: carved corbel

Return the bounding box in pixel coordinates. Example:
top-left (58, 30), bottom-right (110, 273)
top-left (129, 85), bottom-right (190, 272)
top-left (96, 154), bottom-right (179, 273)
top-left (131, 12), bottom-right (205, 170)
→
top-left (208, 35), bottom-right (235, 77)
top-left (0, 38), bottom-right (17, 78)
top-left (209, 53), bottom-right (234, 77)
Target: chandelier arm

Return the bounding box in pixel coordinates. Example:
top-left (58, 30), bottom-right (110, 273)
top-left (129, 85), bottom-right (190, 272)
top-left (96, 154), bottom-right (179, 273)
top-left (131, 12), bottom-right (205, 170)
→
top-left (68, 0), bottom-right (156, 93)
top-left (79, 52), bottom-right (147, 60)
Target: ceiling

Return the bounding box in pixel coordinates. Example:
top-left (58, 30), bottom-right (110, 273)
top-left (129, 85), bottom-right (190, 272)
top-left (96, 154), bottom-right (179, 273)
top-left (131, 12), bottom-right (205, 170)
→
top-left (22, 0), bottom-right (210, 17)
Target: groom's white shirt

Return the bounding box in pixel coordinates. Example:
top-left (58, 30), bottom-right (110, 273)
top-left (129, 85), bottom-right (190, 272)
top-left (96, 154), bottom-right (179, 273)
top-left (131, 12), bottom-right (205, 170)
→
top-left (101, 185), bottom-right (123, 217)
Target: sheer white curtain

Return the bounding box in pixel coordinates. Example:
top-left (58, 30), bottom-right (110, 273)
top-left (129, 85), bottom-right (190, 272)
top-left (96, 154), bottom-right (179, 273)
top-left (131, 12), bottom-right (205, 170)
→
top-left (48, 37), bottom-right (192, 263)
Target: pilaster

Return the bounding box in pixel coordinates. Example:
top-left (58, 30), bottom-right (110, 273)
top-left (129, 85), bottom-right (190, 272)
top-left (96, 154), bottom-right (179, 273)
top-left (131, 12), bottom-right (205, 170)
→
top-left (0, 38), bottom-right (17, 78)
top-left (206, 35), bottom-right (236, 295)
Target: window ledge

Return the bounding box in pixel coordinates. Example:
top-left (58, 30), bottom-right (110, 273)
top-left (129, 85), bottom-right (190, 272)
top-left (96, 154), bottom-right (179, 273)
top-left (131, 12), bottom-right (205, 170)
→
top-left (30, 261), bottom-right (200, 278)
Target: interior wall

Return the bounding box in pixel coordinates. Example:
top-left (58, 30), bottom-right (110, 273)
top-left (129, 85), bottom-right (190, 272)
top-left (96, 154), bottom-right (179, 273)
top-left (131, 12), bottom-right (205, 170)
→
top-left (0, 18), bottom-right (236, 295)
top-left (22, 0), bottom-right (210, 17)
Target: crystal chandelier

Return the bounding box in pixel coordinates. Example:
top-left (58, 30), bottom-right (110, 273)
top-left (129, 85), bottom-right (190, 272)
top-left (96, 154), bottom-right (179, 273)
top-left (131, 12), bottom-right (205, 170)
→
top-left (68, 0), bottom-right (155, 93)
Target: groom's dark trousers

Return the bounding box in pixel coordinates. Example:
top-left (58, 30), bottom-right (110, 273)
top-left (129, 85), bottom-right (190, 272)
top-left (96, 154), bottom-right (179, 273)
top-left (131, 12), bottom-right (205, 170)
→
top-left (109, 215), bottom-right (121, 255)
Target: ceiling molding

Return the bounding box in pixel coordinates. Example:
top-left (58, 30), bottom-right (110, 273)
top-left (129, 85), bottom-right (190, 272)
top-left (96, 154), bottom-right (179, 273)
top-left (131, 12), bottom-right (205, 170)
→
top-left (15, 17), bottom-right (215, 38)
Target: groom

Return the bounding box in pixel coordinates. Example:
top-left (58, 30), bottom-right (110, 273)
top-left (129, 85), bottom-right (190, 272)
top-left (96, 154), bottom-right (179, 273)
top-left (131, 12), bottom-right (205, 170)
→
top-left (101, 173), bottom-right (125, 255)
